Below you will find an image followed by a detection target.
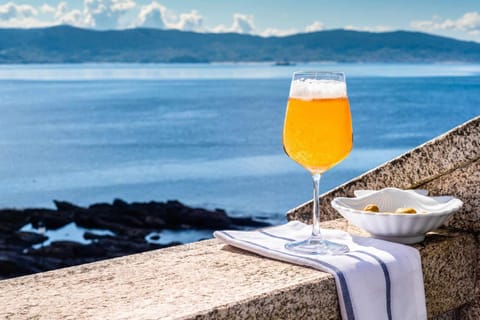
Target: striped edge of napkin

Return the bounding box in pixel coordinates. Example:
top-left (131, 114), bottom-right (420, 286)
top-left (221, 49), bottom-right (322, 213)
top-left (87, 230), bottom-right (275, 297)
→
top-left (214, 221), bottom-right (427, 320)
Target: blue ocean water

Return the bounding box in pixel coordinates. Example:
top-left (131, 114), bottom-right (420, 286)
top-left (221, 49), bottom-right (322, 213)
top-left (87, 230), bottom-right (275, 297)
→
top-left (0, 63), bottom-right (479, 226)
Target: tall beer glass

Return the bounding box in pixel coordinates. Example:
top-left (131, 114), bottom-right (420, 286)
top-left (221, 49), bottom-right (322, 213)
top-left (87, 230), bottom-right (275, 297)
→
top-left (283, 71), bottom-right (352, 254)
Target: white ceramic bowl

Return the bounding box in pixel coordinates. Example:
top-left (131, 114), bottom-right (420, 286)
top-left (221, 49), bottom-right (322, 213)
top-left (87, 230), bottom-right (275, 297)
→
top-left (331, 188), bottom-right (463, 244)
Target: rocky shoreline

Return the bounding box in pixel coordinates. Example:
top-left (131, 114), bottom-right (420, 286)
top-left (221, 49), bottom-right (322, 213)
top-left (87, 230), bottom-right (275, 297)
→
top-left (0, 199), bottom-right (269, 280)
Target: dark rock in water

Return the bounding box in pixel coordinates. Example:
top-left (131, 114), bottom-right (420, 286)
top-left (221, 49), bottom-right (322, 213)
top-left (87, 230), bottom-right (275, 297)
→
top-left (112, 198), bottom-right (129, 208)
top-left (164, 200), bottom-right (232, 229)
top-left (28, 240), bottom-right (86, 258)
top-left (83, 231), bottom-right (114, 240)
top-left (88, 202), bottom-right (111, 211)
top-left (26, 208), bottom-right (72, 230)
top-left (13, 231), bottom-right (48, 245)
top-left (0, 198), bottom-right (271, 280)
top-left (0, 253), bottom-right (45, 278)
top-left (0, 209), bottom-right (30, 232)
top-left (53, 200), bottom-right (82, 212)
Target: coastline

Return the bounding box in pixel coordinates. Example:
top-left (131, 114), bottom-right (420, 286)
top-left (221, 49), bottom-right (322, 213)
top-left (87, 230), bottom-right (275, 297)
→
top-left (0, 199), bottom-right (268, 280)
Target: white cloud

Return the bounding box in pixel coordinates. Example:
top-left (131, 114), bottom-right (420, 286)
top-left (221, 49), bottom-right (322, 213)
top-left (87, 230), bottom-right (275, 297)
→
top-left (111, 0), bottom-right (135, 11)
top-left (305, 21), bottom-right (324, 33)
top-left (257, 21), bottom-right (324, 37)
top-left (0, 2), bottom-right (37, 20)
top-left (136, 1), bottom-right (167, 29)
top-left (173, 10), bottom-right (203, 32)
top-left (0, 2), bottom-right (50, 28)
top-left (0, 18), bottom-right (51, 28)
top-left (40, 3), bottom-right (56, 14)
top-left (40, 0), bottom-right (138, 30)
top-left (135, 3), bottom-right (204, 32)
top-left (0, 1), bottom-right (85, 28)
top-left (0, 1), bottom-right (392, 39)
top-left (210, 23), bottom-right (227, 33)
top-left (211, 13), bottom-right (255, 34)
top-left (457, 12), bottom-right (480, 32)
top-left (55, 2), bottom-right (84, 27)
top-left (260, 27), bottom-right (297, 37)
top-left (344, 25), bottom-right (392, 32)
top-left (84, 0), bottom-right (135, 29)
top-left (411, 15), bottom-right (456, 31)
top-left (231, 13), bottom-right (255, 34)
top-left (411, 12), bottom-right (480, 35)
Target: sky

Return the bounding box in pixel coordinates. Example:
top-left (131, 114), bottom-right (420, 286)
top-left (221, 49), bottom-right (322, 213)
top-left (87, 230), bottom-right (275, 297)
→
top-left (1, 0), bottom-right (479, 42)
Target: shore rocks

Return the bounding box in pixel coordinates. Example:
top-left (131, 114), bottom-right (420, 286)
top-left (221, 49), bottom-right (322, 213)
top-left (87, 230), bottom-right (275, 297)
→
top-left (0, 199), bottom-right (269, 280)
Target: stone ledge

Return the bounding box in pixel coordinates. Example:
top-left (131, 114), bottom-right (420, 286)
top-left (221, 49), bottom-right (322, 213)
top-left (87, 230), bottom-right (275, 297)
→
top-left (419, 159), bottom-right (480, 231)
top-left (0, 220), bottom-right (475, 320)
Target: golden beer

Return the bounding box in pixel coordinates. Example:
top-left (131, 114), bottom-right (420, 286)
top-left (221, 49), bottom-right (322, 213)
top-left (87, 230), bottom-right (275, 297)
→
top-left (283, 96), bottom-right (352, 173)
top-left (282, 72), bottom-right (352, 255)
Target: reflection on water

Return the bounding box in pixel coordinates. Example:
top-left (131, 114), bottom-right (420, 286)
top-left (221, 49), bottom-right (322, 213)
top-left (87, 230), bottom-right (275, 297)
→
top-left (21, 223), bottom-right (115, 249)
top-left (1, 149), bottom-right (407, 193)
top-left (146, 229), bottom-right (214, 245)
top-left (20, 222), bottom-right (213, 248)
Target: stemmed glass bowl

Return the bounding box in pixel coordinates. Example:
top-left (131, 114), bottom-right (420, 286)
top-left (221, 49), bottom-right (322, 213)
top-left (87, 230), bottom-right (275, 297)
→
top-left (282, 71), bottom-right (353, 254)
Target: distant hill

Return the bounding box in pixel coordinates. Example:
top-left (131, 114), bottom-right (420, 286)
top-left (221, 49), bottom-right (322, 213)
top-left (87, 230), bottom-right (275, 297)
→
top-left (0, 25), bottom-right (480, 63)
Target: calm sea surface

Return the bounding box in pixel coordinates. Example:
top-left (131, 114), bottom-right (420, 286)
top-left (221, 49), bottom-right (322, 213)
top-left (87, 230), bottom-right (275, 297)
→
top-left (1, 63), bottom-right (479, 226)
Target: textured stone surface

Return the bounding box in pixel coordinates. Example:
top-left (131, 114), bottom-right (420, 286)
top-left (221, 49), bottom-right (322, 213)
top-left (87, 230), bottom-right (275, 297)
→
top-left (419, 159), bottom-right (480, 232)
top-left (416, 229), bottom-right (477, 317)
top-left (286, 116), bottom-right (480, 225)
top-left (0, 237), bottom-right (337, 320)
top-left (432, 310), bottom-right (461, 320)
top-left (0, 219), bottom-right (475, 320)
top-left (458, 234), bottom-right (480, 320)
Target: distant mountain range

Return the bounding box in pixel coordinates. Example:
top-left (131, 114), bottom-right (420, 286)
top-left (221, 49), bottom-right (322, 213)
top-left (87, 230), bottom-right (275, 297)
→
top-left (0, 25), bottom-right (480, 63)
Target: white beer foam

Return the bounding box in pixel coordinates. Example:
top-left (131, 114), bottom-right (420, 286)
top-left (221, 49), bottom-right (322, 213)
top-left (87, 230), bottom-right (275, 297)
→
top-left (289, 79), bottom-right (347, 100)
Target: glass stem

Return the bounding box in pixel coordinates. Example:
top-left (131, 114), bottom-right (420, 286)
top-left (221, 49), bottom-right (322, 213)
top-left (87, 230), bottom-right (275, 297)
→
top-left (311, 173), bottom-right (323, 239)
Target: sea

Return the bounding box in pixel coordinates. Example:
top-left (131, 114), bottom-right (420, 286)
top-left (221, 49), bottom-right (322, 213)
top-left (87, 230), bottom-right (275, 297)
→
top-left (1, 62), bottom-right (479, 237)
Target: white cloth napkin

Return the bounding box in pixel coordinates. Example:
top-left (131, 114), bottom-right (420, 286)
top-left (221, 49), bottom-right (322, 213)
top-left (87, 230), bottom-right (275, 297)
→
top-left (214, 221), bottom-right (427, 320)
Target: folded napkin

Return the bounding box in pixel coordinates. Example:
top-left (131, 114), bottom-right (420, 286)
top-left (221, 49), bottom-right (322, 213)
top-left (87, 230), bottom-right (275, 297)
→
top-left (214, 221), bottom-right (427, 320)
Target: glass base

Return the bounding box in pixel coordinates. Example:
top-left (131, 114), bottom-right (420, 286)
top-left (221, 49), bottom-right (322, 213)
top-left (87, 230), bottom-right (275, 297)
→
top-left (284, 237), bottom-right (349, 255)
